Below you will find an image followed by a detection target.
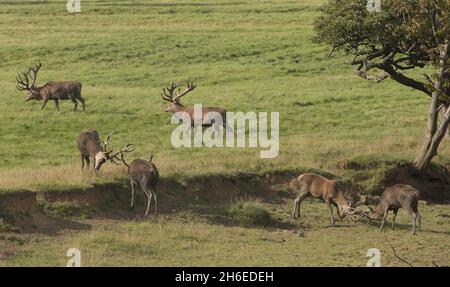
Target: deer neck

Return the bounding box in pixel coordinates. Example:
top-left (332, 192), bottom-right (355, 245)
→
top-left (172, 102), bottom-right (187, 113)
top-left (90, 143), bottom-right (104, 157)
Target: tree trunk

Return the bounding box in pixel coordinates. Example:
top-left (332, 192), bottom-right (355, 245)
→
top-left (414, 43), bottom-right (449, 171)
top-left (414, 107), bottom-right (450, 170)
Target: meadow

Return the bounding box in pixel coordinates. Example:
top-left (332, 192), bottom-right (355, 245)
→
top-left (0, 0), bottom-right (444, 191)
top-left (0, 0), bottom-right (449, 266)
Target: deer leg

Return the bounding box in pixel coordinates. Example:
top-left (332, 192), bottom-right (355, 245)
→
top-left (406, 206), bottom-right (418, 234)
top-left (412, 201), bottom-right (421, 230)
top-left (80, 154), bottom-right (85, 171)
top-left (334, 203), bottom-right (343, 223)
top-left (85, 156), bottom-right (90, 169)
top-left (144, 189), bottom-right (153, 217)
top-left (292, 192), bottom-right (308, 219)
top-left (326, 200), bottom-right (335, 225)
top-left (72, 98), bottom-right (78, 112)
top-left (78, 96), bottom-right (86, 112)
top-left (130, 181), bottom-right (136, 209)
top-left (392, 208), bottom-right (398, 230)
top-left (292, 197), bottom-right (300, 219)
top-left (41, 99), bottom-right (49, 110)
top-left (417, 212), bottom-right (422, 230)
top-left (93, 158), bottom-right (97, 176)
top-left (412, 213), bottom-right (417, 235)
top-left (140, 178), bottom-right (152, 216)
top-left (151, 189), bottom-right (158, 217)
top-left (380, 209), bottom-right (388, 231)
top-left (54, 99), bottom-right (60, 111)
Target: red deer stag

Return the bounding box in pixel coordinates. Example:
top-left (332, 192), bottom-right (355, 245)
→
top-left (16, 62), bottom-right (85, 112)
top-left (161, 80), bottom-right (227, 129)
top-left (77, 129), bottom-right (131, 175)
top-left (116, 151), bottom-right (159, 217)
top-left (288, 173), bottom-right (351, 225)
top-left (369, 184), bottom-right (421, 235)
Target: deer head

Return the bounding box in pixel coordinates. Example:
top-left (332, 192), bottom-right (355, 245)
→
top-left (92, 131), bottom-right (114, 171)
top-left (161, 80), bottom-right (197, 112)
top-left (16, 62), bottom-right (43, 101)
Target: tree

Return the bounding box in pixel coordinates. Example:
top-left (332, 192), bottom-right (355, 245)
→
top-left (314, 0), bottom-right (450, 171)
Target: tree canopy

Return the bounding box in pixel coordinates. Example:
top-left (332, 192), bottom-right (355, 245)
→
top-left (315, 0), bottom-right (450, 170)
top-left (315, 0), bottom-right (449, 99)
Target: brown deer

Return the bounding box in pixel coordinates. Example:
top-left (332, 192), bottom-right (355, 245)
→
top-left (368, 184), bottom-right (421, 235)
top-left (116, 151), bottom-right (159, 217)
top-left (161, 80), bottom-right (227, 129)
top-left (16, 62), bottom-right (85, 112)
top-left (77, 129), bottom-right (130, 174)
top-left (288, 173), bottom-right (351, 225)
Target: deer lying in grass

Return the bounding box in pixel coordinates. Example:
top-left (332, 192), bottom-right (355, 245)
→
top-left (16, 62), bottom-right (85, 111)
top-left (288, 173), bottom-right (351, 225)
top-left (161, 80), bottom-right (227, 129)
top-left (116, 150), bottom-right (159, 217)
top-left (77, 130), bottom-right (131, 174)
top-left (368, 184), bottom-right (421, 235)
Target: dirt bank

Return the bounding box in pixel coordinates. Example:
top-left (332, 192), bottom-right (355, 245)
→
top-left (1, 165), bottom-right (449, 233)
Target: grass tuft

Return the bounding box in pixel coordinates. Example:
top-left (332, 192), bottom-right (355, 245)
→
top-left (228, 199), bottom-right (272, 227)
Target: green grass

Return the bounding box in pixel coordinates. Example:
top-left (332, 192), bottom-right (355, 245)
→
top-left (0, 0), bottom-right (448, 191)
top-left (1, 200), bottom-right (449, 267)
top-left (227, 199), bottom-right (273, 227)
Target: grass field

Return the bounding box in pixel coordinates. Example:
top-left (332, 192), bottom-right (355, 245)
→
top-left (1, 199), bottom-right (449, 267)
top-left (0, 0), bottom-right (449, 267)
top-left (0, 0), bottom-right (446, 191)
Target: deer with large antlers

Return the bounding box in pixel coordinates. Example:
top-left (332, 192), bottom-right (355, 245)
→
top-left (161, 80), bottom-right (227, 129)
top-left (117, 151), bottom-right (159, 217)
top-left (16, 62), bottom-right (85, 111)
top-left (77, 129), bottom-right (132, 175)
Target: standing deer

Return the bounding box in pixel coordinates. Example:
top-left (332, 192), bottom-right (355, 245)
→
top-left (77, 129), bottom-right (128, 174)
top-left (161, 80), bottom-right (228, 129)
top-left (288, 173), bottom-right (351, 225)
top-left (16, 62), bottom-right (85, 112)
top-left (368, 184), bottom-right (421, 235)
top-left (116, 151), bottom-right (159, 217)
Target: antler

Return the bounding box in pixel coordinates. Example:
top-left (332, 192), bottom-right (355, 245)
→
top-left (348, 206), bottom-right (372, 222)
top-left (102, 131), bottom-right (114, 152)
top-left (16, 61), bottom-right (42, 91)
top-left (110, 144), bottom-right (135, 166)
top-left (16, 70), bottom-right (31, 91)
top-left (29, 61), bottom-right (42, 88)
top-left (173, 80), bottom-right (196, 102)
top-left (161, 80), bottom-right (196, 102)
top-left (161, 81), bottom-right (181, 102)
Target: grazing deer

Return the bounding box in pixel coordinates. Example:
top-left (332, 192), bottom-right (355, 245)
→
top-left (116, 151), bottom-right (159, 217)
top-left (77, 129), bottom-right (128, 174)
top-left (369, 184), bottom-right (421, 235)
top-left (161, 80), bottom-right (227, 129)
top-left (288, 173), bottom-right (351, 225)
top-left (16, 62), bottom-right (85, 112)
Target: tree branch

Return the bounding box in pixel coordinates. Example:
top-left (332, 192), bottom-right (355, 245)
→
top-left (384, 234), bottom-right (414, 267)
top-left (383, 66), bottom-right (432, 97)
